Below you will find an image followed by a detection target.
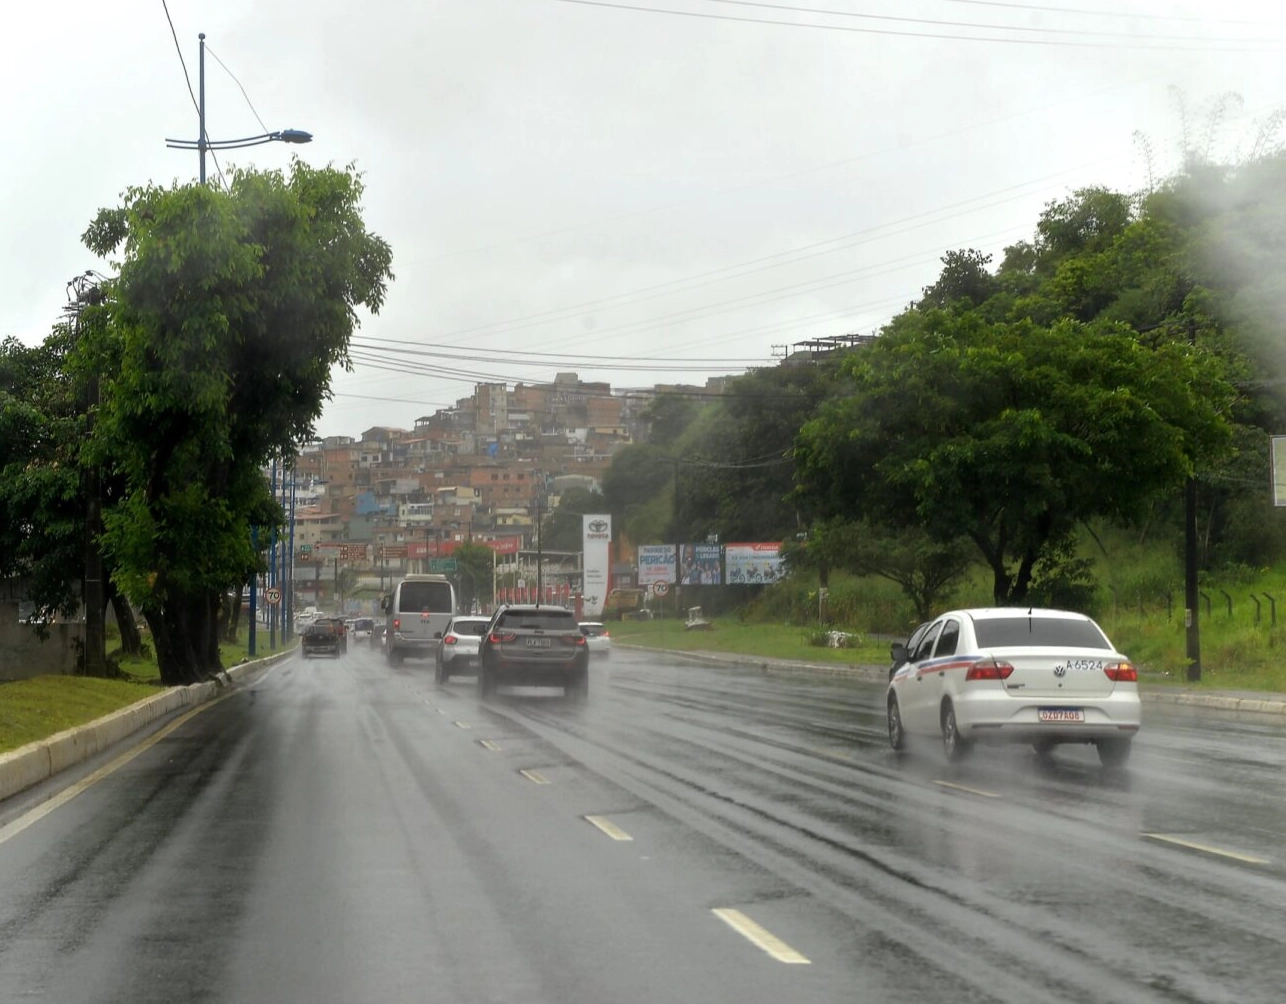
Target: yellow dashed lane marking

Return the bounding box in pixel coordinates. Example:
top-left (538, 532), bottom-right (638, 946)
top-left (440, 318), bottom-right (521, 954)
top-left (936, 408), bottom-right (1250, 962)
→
top-left (933, 779), bottom-right (1001, 798)
top-left (712, 908), bottom-right (811, 964)
top-left (584, 815), bottom-right (634, 841)
top-left (520, 769), bottom-right (551, 785)
top-left (1142, 833), bottom-right (1268, 865)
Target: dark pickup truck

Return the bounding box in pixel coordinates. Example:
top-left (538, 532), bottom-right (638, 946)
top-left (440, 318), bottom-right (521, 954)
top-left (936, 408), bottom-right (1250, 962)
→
top-left (301, 618), bottom-right (345, 658)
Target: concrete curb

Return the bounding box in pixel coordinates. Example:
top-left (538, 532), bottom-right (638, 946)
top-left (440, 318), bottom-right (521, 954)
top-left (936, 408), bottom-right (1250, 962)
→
top-left (0, 648), bottom-right (292, 805)
top-left (615, 643), bottom-right (1286, 713)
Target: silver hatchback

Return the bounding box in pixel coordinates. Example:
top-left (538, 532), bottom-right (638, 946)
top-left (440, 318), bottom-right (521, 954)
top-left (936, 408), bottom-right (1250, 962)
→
top-left (435, 616), bottom-right (490, 683)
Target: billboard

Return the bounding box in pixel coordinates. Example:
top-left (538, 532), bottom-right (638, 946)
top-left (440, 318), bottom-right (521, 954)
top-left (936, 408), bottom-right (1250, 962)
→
top-left (725, 543), bottom-right (785, 584)
top-left (637, 544), bottom-right (677, 586)
top-left (679, 543), bottom-right (722, 585)
top-left (582, 515), bottom-right (612, 617)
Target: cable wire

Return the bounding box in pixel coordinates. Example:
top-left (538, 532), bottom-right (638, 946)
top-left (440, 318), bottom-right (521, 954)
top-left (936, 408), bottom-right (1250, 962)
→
top-left (543, 0), bottom-right (1286, 50)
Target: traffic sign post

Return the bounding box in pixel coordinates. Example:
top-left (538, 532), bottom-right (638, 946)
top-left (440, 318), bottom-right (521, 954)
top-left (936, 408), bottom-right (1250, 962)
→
top-left (265, 586), bottom-right (282, 606)
top-left (429, 558), bottom-right (457, 573)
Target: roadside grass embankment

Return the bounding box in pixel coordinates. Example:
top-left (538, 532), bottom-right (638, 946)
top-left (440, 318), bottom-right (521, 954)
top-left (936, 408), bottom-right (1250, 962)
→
top-left (0, 628), bottom-right (292, 755)
top-left (610, 618), bottom-right (889, 666)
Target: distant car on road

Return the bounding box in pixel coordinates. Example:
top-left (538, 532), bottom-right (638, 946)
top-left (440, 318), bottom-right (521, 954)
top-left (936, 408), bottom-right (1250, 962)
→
top-left (886, 607), bottom-right (1140, 766)
top-left (579, 622), bottom-right (612, 657)
top-left (312, 616), bottom-right (348, 654)
top-left (435, 615), bottom-right (490, 682)
top-left (351, 617), bottom-right (375, 643)
top-left (301, 619), bottom-right (343, 659)
top-left (477, 605), bottom-right (588, 698)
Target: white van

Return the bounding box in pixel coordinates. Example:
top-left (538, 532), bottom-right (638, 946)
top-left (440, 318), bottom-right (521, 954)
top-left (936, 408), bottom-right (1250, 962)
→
top-left (381, 575), bottom-right (457, 666)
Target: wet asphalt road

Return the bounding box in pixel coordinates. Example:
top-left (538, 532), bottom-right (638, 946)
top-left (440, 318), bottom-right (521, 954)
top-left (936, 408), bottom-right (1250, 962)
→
top-left (2, 645), bottom-right (1285, 1003)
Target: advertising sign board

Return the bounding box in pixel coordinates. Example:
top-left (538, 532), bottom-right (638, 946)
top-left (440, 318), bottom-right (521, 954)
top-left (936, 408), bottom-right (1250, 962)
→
top-left (679, 543), bottom-right (722, 585)
top-left (724, 543), bottom-right (785, 584)
top-left (582, 515), bottom-right (612, 617)
top-left (637, 544), bottom-right (677, 586)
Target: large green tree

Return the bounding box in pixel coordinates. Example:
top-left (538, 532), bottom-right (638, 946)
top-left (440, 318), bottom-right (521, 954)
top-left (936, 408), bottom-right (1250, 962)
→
top-left (794, 311), bottom-right (1234, 604)
top-left (82, 163), bottom-right (393, 684)
top-left (671, 361), bottom-right (842, 543)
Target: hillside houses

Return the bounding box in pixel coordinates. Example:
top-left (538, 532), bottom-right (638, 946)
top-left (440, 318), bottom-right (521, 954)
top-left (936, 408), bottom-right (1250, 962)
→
top-left (285, 373), bottom-right (725, 603)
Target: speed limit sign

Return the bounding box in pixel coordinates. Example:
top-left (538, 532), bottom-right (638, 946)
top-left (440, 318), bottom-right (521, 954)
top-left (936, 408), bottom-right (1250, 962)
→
top-left (652, 582), bottom-right (670, 597)
top-left (265, 587), bottom-right (282, 606)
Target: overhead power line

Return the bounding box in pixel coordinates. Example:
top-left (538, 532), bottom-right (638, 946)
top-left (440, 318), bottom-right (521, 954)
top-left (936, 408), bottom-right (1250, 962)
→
top-left (674, 0), bottom-right (1280, 43)
top-left (930, 0), bottom-right (1274, 26)
top-left (542, 0), bottom-right (1286, 50)
top-left (203, 43), bottom-right (270, 134)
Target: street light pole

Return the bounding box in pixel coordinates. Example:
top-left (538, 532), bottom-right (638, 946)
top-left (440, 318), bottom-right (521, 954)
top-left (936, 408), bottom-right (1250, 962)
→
top-left (166, 33), bottom-right (313, 185)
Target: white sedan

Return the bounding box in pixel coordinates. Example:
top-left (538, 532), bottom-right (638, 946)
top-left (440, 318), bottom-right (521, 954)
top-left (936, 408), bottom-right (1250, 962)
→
top-left (579, 622), bottom-right (612, 657)
top-left (886, 607), bottom-right (1141, 766)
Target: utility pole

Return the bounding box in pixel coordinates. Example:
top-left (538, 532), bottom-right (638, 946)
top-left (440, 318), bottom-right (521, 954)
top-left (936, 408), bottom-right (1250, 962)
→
top-left (1185, 322), bottom-right (1201, 681)
top-left (269, 460), bottom-right (278, 651)
top-left (535, 498), bottom-right (544, 604)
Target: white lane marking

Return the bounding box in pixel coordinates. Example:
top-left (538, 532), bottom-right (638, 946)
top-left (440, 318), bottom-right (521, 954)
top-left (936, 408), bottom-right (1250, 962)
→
top-left (1141, 833), bottom-right (1269, 865)
top-left (933, 779), bottom-right (1001, 798)
top-left (0, 696), bottom-right (231, 848)
top-left (453, 721), bottom-right (472, 730)
top-left (479, 740), bottom-right (501, 751)
top-left (712, 908), bottom-right (811, 965)
top-left (519, 769), bottom-right (551, 785)
top-left (584, 815), bottom-right (634, 841)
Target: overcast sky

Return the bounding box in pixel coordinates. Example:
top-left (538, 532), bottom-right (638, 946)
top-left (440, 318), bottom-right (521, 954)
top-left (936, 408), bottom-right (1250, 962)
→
top-left (5, 1), bottom-right (1286, 439)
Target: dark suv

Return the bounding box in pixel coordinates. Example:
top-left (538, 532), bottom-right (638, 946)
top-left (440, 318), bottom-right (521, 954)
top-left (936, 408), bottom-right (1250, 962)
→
top-left (301, 619), bottom-right (343, 658)
top-left (477, 605), bottom-right (588, 698)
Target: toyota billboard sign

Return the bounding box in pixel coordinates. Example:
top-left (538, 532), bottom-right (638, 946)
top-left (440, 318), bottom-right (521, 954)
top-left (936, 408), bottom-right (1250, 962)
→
top-left (582, 515), bottom-right (612, 617)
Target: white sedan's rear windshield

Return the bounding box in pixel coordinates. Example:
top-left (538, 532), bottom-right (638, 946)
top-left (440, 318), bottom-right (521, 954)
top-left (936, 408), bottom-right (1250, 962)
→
top-left (972, 616), bottom-right (1110, 649)
top-left (452, 620), bottom-right (489, 636)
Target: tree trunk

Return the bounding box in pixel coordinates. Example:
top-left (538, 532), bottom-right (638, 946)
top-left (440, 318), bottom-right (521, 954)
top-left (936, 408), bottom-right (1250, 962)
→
top-left (107, 580), bottom-right (144, 657)
top-left (227, 587), bottom-right (240, 642)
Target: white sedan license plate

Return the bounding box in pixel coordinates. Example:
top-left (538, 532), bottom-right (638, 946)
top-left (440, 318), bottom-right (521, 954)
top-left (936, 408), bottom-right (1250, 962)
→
top-left (526, 637), bottom-right (552, 648)
top-left (1039, 708), bottom-right (1085, 723)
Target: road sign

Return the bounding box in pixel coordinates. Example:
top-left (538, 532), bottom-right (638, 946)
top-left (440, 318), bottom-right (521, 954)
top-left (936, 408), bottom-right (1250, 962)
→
top-left (429, 558), bottom-right (457, 573)
top-left (265, 587), bottom-right (282, 606)
top-left (652, 581), bottom-right (670, 596)
top-left (301, 543), bottom-right (312, 554)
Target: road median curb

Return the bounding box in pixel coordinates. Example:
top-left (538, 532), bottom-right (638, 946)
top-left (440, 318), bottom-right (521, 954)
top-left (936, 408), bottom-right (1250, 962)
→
top-left (0, 649), bottom-right (290, 805)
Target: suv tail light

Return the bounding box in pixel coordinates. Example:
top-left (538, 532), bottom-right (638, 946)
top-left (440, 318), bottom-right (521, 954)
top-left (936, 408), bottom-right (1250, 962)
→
top-left (443, 634), bottom-right (458, 645)
top-left (561, 634), bottom-right (587, 646)
top-left (965, 659), bottom-right (1014, 681)
top-left (489, 631), bottom-right (517, 643)
top-left (393, 618), bottom-right (401, 631)
top-left (1104, 662), bottom-right (1137, 682)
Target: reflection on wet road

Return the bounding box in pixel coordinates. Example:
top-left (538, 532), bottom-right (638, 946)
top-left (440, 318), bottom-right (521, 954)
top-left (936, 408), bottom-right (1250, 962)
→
top-left (1, 644), bottom-right (1284, 1003)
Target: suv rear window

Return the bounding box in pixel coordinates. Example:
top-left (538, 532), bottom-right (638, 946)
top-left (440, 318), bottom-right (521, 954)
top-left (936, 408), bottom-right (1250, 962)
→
top-left (497, 610), bottom-right (576, 630)
top-left (972, 616), bottom-right (1110, 649)
top-left (399, 581), bottom-right (453, 613)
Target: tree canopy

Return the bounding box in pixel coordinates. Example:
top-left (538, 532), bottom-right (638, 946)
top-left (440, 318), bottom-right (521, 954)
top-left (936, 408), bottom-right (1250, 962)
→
top-left (794, 311), bottom-right (1233, 604)
top-left (80, 162), bottom-right (393, 684)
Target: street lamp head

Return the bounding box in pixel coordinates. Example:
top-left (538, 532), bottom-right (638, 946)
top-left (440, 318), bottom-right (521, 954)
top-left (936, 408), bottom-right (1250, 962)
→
top-left (277, 129), bottom-right (313, 144)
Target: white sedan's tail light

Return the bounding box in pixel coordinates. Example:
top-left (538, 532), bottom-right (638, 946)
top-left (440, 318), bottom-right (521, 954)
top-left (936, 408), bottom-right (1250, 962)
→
top-left (965, 659), bottom-right (1015, 681)
top-left (1104, 662), bottom-right (1137, 682)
